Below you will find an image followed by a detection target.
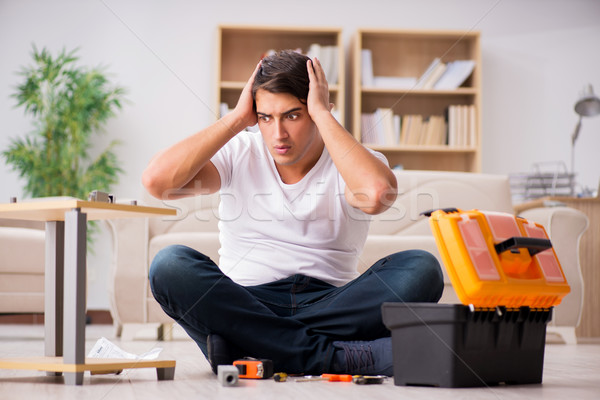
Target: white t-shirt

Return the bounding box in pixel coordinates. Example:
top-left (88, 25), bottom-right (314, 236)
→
top-left (210, 131), bottom-right (388, 287)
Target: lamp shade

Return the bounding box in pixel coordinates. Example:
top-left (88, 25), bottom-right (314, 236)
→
top-left (574, 84), bottom-right (600, 117)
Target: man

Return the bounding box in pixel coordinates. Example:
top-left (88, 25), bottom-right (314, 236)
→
top-left (143, 50), bottom-right (443, 376)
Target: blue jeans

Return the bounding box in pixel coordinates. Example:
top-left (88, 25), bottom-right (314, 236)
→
top-left (149, 245), bottom-right (443, 374)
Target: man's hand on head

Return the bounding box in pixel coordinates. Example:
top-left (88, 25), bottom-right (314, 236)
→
top-left (231, 60), bottom-right (261, 130)
top-left (306, 57), bottom-right (334, 120)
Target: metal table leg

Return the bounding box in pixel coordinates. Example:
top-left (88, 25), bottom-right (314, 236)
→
top-left (44, 221), bottom-right (64, 377)
top-left (63, 209), bottom-right (87, 385)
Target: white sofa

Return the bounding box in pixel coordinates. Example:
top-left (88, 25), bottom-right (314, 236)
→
top-left (106, 170), bottom-right (588, 343)
top-left (0, 218), bottom-right (45, 314)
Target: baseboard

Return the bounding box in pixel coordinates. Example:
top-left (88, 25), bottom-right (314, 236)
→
top-left (87, 310), bottom-right (113, 324)
top-left (0, 310), bottom-right (113, 325)
top-left (577, 337), bottom-right (600, 344)
top-left (0, 313), bottom-right (44, 324)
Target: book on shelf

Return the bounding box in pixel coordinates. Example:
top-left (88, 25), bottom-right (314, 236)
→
top-left (360, 106), bottom-right (476, 148)
top-left (415, 58), bottom-right (442, 89)
top-left (361, 112), bottom-right (375, 144)
top-left (469, 104), bottom-right (477, 147)
top-left (372, 76), bottom-right (417, 89)
top-left (376, 108), bottom-right (396, 146)
top-left (418, 118), bottom-right (429, 145)
top-left (306, 43), bottom-right (339, 84)
top-left (401, 115), bottom-right (446, 146)
top-left (361, 108), bottom-right (401, 146)
top-left (361, 48), bottom-right (374, 86)
top-left (399, 114), bottom-right (411, 145)
top-left (422, 115), bottom-right (447, 146)
top-left (447, 105), bottom-right (476, 147)
top-left (420, 63), bottom-right (448, 90)
top-left (401, 115), bottom-right (422, 145)
top-left (433, 60), bottom-right (476, 90)
top-left (415, 58), bottom-right (476, 90)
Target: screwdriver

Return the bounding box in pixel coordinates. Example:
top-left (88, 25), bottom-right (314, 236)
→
top-left (296, 374), bottom-right (353, 382)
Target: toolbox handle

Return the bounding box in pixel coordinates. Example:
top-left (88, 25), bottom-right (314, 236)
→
top-left (494, 237), bottom-right (552, 257)
top-left (420, 208), bottom-right (459, 217)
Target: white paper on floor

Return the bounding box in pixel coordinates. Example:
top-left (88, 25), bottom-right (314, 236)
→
top-left (87, 337), bottom-right (162, 360)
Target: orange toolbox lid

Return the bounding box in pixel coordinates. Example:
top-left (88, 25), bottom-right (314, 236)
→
top-left (426, 208), bottom-right (570, 308)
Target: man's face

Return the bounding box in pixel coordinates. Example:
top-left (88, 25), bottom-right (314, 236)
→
top-left (255, 89), bottom-right (322, 171)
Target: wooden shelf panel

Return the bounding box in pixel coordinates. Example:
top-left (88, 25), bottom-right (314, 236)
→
top-left (361, 87), bottom-right (477, 95)
top-left (219, 24), bottom-right (341, 34)
top-left (383, 151), bottom-right (478, 172)
top-left (221, 81), bottom-right (340, 92)
top-left (367, 145), bottom-right (477, 153)
top-left (355, 28), bottom-right (480, 39)
top-left (0, 356), bottom-right (175, 374)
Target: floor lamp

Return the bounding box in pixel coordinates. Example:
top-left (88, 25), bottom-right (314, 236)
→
top-left (571, 84), bottom-right (600, 175)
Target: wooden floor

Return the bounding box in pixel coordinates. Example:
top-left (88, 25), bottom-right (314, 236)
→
top-left (0, 324), bottom-right (599, 399)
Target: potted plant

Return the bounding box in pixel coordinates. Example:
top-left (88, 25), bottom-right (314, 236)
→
top-left (3, 45), bottom-right (125, 202)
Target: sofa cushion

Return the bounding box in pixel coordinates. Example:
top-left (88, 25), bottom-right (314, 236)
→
top-left (0, 227), bottom-right (45, 274)
top-left (0, 274), bottom-right (44, 313)
top-left (370, 170), bottom-right (513, 236)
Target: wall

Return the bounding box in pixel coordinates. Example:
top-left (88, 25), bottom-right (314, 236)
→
top-left (1, 0), bottom-right (599, 309)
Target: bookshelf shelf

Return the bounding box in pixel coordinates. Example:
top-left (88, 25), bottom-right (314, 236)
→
top-left (216, 25), bottom-right (345, 125)
top-left (361, 87), bottom-right (478, 96)
top-left (369, 145), bottom-right (477, 153)
top-left (219, 81), bottom-right (245, 90)
top-left (352, 29), bottom-right (482, 172)
top-left (221, 80), bottom-right (340, 92)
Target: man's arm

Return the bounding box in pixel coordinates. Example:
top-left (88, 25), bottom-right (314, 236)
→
top-left (142, 62), bottom-right (261, 199)
top-left (306, 58), bottom-right (397, 215)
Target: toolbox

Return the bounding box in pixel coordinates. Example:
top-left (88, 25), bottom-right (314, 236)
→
top-left (382, 208), bottom-right (569, 388)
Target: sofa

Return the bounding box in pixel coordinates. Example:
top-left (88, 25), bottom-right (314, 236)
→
top-left (106, 170), bottom-right (588, 343)
top-left (0, 218), bottom-right (45, 314)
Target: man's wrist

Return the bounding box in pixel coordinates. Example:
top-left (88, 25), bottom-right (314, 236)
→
top-left (220, 110), bottom-right (253, 136)
top-left (310, 108), bottom-right (335, 126)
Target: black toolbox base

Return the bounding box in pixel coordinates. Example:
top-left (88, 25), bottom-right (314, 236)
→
top-left (382, 303), bottom-right (552, 388)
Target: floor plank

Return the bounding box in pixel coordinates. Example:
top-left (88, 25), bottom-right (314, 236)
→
top-left (0, 324), bottom-right (599, 399)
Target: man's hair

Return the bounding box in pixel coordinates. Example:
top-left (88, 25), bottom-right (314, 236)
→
top-left (252, 50), bottom-right (310, 107)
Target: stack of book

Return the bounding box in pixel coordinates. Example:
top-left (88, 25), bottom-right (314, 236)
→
top-left (306, 43), bottom-right (339, 85)
top-left (400, 115), bottom-right (447, 146)
top-left (361, 111), bottom-right (447, 147)
top-left (360, 105), bottom-right (477, 148)
top-left (415, 58), bottom-right (476, 90)
top-left (447, 105), bottom-right (477, 147)
top-left (361, 108), bottom-right (401, 146)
